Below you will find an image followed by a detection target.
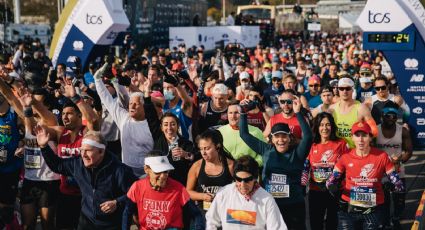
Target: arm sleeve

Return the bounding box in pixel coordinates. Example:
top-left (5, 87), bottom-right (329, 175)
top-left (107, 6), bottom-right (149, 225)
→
top-left (239, 113), bottom-right (269, 155)
top-left (183, 200), bottom-right (206, 230)
top-left (95, 78), bottom-right (127, 128)
top-left (205, 193), bottom-right (222, 230)
top-left (40, 145), bottom-right (74, 176)
top-left (266, 197), bottom-right (288, 230)
top-left (143, 96), bottom-right (162, 140)
top-left (295, 112), bottom-right (313, 159)
top-left (116, 166), bottom-right (138, 207)
top-left (112, 78), bottom-right (130, 109)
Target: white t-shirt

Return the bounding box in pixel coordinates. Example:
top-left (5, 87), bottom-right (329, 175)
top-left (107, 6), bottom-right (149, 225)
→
top-left (206, 183), bottom-right (287, 230)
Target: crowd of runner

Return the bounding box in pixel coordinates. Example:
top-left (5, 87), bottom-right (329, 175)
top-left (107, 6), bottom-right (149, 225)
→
top-left (0, 32), bottom-right (413, 230)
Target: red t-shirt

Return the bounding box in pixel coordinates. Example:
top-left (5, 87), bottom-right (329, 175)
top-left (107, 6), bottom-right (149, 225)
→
top-left (307, 139), bottom-right (348, 191)
top-left (127, 177), bottom-right (190, 230)
top-left (270, 113), bottom-right (302, 139)
top-left (335, 147), bottom-right (394, 207)
top-left (247, 111), bottom-right (266, 131)
top-left (57, 127), bottom-right (85, 195)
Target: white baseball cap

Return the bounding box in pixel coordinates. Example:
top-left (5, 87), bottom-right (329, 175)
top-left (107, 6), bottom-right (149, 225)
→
top-left (338, 77), bottom-right (355, 87)
top-left (239, 71), bottom-right (250, 80)
top-left (145, 156), bottom-right (174, 173)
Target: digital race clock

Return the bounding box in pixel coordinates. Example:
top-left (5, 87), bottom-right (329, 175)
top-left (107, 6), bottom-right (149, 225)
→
top-left (363, 25), bottom-right (416, 51)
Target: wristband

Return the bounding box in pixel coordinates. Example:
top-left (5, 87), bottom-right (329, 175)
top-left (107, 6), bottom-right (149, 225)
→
top-left (70, 94), bottom-right (82, 104)
top-left (24, 107), bottom-right (33, 117)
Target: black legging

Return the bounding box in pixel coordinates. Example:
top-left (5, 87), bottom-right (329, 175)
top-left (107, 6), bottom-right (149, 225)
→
top-left (309, 190), bottom-right (338, 230)
top-left (278, 201), bottom-right (307, 230)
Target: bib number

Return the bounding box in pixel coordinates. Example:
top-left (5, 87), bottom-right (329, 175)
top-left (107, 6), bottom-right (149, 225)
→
top-left (24, 149), bottom-right (42, 169)
top-left (266, 173), bottom-right (290, 198)
top-left (350, 187), bottom-right (377, 208)
top-left (313, 167), bottom-right (332, 183)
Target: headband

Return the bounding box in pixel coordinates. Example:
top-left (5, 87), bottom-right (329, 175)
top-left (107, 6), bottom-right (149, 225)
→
top-left (82, 139), bottom-right (106, 149)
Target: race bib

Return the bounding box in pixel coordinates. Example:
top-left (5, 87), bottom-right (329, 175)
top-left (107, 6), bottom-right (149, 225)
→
top-left (24, 149), bottom-right (42, 169)
top-left (266, 173), bottom-right (290, 198)
top-left (203, 201), bottom-right (211, 211)
top-left (350, 187), bottom-right (377, 208)
top-left (313, 167), bottom-right (332, 183)
top-left (0, 148), bottom-right (7, 163)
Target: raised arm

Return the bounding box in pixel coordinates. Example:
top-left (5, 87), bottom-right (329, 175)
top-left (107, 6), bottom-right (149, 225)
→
top-left (239, 112), bottom-right (269, 155)
top-left (35, 125), bottom-right (75, 176)
top-left (0, 72), bottom-right (24, 118)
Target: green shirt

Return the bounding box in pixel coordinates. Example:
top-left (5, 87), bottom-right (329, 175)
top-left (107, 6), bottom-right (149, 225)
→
top-left (218, 124), bottom-right (265, 166)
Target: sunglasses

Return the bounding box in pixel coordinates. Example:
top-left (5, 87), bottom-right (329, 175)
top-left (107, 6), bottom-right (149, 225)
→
top-left (279, 99), bottom-right (293, 105)
top-left (338, 87), bottom-right (352, 91)
top-left (374, 86), bottom-right (387, 91)
top-left (384, 113), bottom-right (397, 119)
top-left (309, 84), bottom-right (320, 88)
top-left (235, 175), bottom-right (254, 183)
top-left (272, 78), bottom-right (281, 82)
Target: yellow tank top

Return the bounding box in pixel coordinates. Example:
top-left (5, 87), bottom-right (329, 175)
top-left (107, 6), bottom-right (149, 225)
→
top-left (332, 101), bottom-right (361, 148)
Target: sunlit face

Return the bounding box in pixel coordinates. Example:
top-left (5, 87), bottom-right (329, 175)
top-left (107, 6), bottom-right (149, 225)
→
top-left (271, 133), bottom-right (290, 153)
top-left (161, 116), bottom-right (178, 140)
top-left (235, 171), bottom-right (255, 196)
top-left (62, 107), bottom-right (81, 130)
top-left (145, 166), bottom-right (169, 190)
top-left (352, 131), bottom-right (372, 151)
top-left (283, 78), bottom-right (296, 90)
top-left (374, 80), bottom-right (388, 98)
top-left (129, 96), bottom-right (145, 120)
top-left (227, 105), bottom-right (240, 126)
top-left (329, 65), bottom-right (338, 77)
top-left (320, 91), bottom-right (333, 104)
top-left (338, 85), bottom-right (353, 100)
top-left (212, 93), bottom-right (227, 109)
top-left (80, 142), bottom-right (104, 168)
top-left (319, 117), bottom-right (332, 140)
top-left (198, 138), bottom-right (219, 162)
top-left (148, 69), bottom-right (159, 83)
top-left (278, 93), bottom-right (294, 115)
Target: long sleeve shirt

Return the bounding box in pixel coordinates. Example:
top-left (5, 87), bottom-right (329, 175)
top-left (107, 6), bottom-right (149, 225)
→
top-left (95, 78), bottom-right (154, 177)
top-left (239, 112), bottom-right (313, 205)
top-left (206, 183), bottom-right (287, 230)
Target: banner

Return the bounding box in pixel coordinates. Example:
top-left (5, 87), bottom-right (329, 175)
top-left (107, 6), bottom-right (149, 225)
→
top-left (169, 26), bottom-right (260, 51)
top-left (49, 0), bottom-right (129, 69)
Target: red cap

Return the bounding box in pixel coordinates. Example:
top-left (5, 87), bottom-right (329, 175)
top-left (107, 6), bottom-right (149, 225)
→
top-left (351, 121), bottom-right (372, 135)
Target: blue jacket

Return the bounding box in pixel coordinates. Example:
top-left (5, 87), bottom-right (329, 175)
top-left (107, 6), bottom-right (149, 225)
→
top-left (41, 146), bottom-right (137, 227)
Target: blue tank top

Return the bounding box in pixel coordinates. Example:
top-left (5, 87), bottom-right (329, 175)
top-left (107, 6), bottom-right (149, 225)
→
top-left (0, 107), bottom-right (23, 173)
top-left (163, 99), bottom-right (193, 140)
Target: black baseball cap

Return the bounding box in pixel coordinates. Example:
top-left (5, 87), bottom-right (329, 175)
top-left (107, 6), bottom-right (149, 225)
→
top-left (271, 123), bottom-right (291, 135)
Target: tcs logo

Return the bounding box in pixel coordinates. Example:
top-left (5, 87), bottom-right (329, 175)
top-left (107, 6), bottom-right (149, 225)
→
top-left (86, 14), bottom-right (103, 24)
top-left (368, 11), bottom-right (390, 23)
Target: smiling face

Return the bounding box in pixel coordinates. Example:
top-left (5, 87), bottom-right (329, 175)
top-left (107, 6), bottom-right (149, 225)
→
top-left (319, 117), bottom-right (332, 140)
top-left (161, 116), bottom-right (179, 140)
top-left (80, 142), bottom-right (104, 168)
top-left (271, 133), bottom-right (290, 153)
top-left (227, 104), bottom-right (240, 127)
top-left (145, 166), bottom-right (169, 190)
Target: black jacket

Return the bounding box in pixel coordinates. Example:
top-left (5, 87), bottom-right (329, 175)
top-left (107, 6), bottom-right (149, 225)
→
top-left (41, 146), bottom-right (137, 227)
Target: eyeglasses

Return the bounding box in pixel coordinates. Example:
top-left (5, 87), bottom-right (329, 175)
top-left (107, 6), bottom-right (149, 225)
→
top-left (235, 175), bottom-right (254, 183)
top-left (279, 99), bottom-right (293, 105)
top-left (272, 78), bottom-right (281, 82)
top-left (384, 113), bottom-right (397, 120)
top-left (338, 87), bottom-right (352, 91)
top-left (309, 84), bottom-right (320, 88)
top-left (374, 86), bottom-right (387, 91)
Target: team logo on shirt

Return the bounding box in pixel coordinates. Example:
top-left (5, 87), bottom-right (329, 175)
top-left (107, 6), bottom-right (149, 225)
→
top-left (146, 211), bottom-right (167, 229)
top-left (320, 150), bottom-right (333, 163)
top-left (360, 164), bottom-right (375, 179)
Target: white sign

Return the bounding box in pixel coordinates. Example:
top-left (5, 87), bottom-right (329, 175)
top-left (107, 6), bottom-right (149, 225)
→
top-left (307, 23), bottom-right (321, 32)
top-left (356, 0), bottom-right (412, 32)
top-left (169, 26), bottom-right (260, 51)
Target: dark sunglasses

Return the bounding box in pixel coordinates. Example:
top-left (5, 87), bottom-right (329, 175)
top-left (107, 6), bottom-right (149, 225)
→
top-left (272, 78), bottom-right (281, 82)
top-left (279, 99), bottom-right (293, 105)
top-left (235, 175), bottom-right (254, 183)
top-left (338, 87), bottom-right (352, 91)
top-left (384, 113), bottom-right (397, 119)
top-left (374, 86), bottom-right (387, 91)
top-left (309, 84), bottom-right (320, 88)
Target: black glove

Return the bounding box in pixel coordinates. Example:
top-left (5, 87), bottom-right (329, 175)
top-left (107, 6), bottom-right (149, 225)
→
top-left (199, 65), bottom-right (212, 82)
top-left (164, 74), bottom-right (179, 87)
top-left (240, 100), bottom-right (257, 113)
